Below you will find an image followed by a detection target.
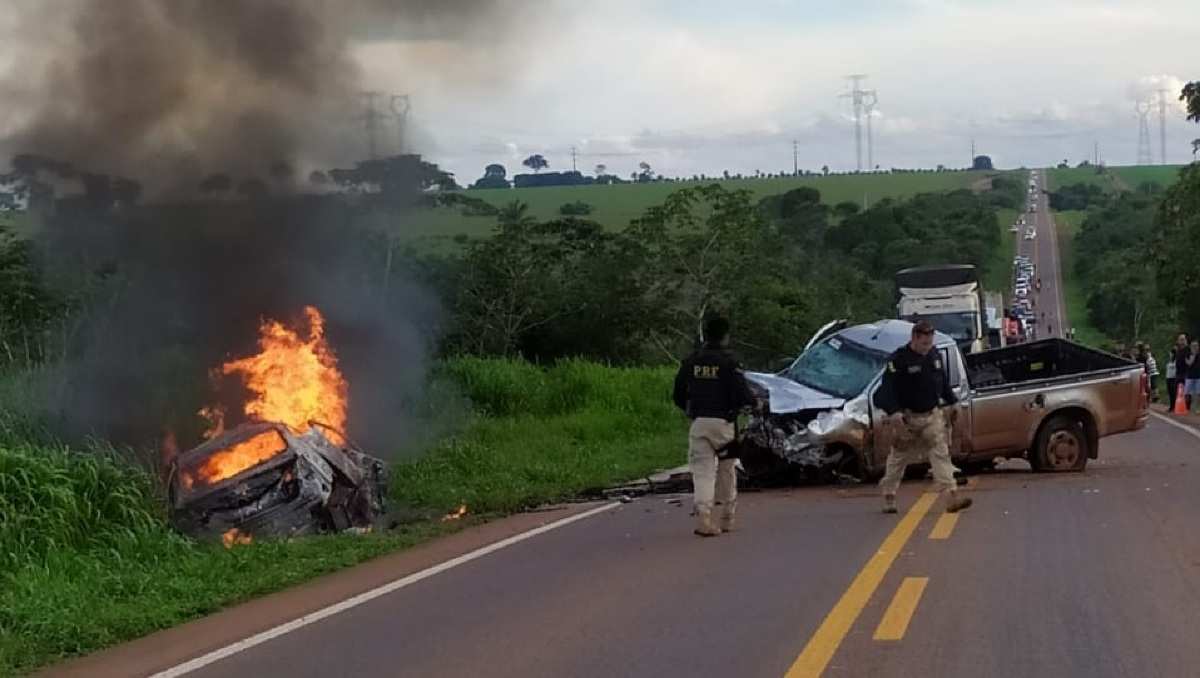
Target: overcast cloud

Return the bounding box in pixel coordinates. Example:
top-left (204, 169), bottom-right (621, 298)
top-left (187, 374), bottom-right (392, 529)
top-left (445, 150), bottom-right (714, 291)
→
top-left (355, 0), bottom-right (1197, 182)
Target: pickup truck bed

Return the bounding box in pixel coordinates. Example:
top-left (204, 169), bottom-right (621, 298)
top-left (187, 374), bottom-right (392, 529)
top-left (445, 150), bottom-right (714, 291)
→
top-left (966, 338), bottom-right (1135, 391)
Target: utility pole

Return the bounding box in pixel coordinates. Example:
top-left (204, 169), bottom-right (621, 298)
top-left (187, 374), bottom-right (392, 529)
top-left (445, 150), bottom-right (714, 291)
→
top-left (1136, 100), bottom-right (1153, 166)
top-left (840, 75), bottom-right (876, 172)
top-left (792, 140), bottom-right (799, 175)
top-left (1157, 88), bottom-right (1170, 165)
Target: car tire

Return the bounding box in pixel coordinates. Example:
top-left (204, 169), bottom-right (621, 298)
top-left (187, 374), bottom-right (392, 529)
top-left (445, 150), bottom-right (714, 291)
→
top-left (1032, 415), bottom-right (1088, 472)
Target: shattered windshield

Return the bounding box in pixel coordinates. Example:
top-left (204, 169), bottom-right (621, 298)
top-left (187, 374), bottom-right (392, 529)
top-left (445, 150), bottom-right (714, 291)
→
top-left (782, 336), bottom-right (889, 399)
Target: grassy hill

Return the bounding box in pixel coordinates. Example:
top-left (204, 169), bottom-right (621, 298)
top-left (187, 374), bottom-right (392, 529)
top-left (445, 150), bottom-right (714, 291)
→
top-left (1045, 164), bottom-right (1186, 193)
top-left (407, 170), bottom-right (995, 239)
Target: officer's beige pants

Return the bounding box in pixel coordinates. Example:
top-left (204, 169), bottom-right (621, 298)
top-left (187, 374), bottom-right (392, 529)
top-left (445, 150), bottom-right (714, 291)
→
top-left (688, 417), bottom-right (737, 512)
top-left (879, 408), bottom-right (956, 496)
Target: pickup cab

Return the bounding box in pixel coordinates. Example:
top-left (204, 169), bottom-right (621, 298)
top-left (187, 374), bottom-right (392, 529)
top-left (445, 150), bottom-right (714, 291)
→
top-left (741, 319), bottom-right (1148, 483)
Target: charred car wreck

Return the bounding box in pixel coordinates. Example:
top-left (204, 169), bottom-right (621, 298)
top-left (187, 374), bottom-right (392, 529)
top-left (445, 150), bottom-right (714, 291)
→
top-left (738, 319), bottom-right (1148, 486)
top-left (168, 422), bottom-right (388, 542)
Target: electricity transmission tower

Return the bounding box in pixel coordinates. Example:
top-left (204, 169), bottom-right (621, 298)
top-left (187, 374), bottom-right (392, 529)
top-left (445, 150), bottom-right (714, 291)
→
top-left (840, 75), bottom-right (876, 171)
top-left (1135, 100), bottom-right (1153, 166)
top-left (360, 92), bottom-right (411, 160)
top-left (1156, 88), bottom-right (1170, 165)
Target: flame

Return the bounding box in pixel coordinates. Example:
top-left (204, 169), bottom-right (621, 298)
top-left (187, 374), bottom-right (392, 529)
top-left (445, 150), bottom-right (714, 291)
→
top-left (192, 429), bottom-right (288, 485)
top-left (220, 306), bottom-right (348, 443)
top-left (441, 504), bottom-right (468, 522)
top-left (222, 528), bottom-right (253, 548)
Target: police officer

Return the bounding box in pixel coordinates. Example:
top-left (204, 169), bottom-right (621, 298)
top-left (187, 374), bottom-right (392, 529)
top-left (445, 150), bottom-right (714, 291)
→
top-left (874, 321), bottom-right (973, 514)
top-left (672, 315), bottom-right (755, 537)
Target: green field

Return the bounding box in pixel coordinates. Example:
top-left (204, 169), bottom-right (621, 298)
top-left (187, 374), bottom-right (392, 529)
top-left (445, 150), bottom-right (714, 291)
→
top-left (1054, 210), bottom-right (1107, 348)
top-left (1045, 164), bottom-right (1187, 193)
top-left (1044, 167), bottom-right (1123, 192)
top-left (407, 170), bottom-right (994, 239)
top-left (1108, 164), bottom-right (1187, 191)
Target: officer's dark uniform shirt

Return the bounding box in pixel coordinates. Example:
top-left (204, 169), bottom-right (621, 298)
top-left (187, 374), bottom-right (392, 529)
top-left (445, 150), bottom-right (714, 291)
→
top-left (673, 345), bottom-right (755, 421)
top-left (879, 344), bottom-right (957, 414)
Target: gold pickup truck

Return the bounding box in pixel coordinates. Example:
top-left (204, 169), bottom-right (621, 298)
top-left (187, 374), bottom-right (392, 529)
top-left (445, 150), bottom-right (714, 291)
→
top-left (742, 319), bottom-right (1149, 483)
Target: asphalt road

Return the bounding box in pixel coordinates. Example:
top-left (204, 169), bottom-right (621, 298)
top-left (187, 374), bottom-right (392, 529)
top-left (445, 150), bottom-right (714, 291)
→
top-left (50, 171), bottom-right (1198, 678)
top-left (1021, 171), bottom-right (1067, 338)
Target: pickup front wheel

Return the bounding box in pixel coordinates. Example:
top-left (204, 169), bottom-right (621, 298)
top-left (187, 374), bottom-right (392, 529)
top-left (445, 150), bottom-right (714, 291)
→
top-left (1031, 415), bottom-right (1088, 472)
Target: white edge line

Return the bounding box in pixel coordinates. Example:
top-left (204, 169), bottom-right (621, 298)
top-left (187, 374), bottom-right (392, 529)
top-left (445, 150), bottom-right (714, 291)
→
top-left (1150, 411), bottom-right (1200, 440)
top-left (149, 501), bottom-right (622, 678)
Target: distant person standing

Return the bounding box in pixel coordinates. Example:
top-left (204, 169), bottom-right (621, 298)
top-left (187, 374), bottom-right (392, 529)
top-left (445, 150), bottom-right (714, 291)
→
top-left (1186, 339), bottom-right (1200, 413)
top-left (874, 321), bottom-right (972, 515)
top-left (1166, 342), bottom-right (1180, 411)
top-left (673, 316), bottom-right (756, 537)
top-left (1169, 334), bottom-right (1189, 411)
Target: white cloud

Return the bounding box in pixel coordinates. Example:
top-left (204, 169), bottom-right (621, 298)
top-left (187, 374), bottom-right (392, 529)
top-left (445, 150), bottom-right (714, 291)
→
top-left (354, 1), bottom-right (1200, 177)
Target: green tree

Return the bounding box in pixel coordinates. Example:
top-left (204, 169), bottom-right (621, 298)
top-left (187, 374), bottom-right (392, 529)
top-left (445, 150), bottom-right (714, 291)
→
top-left (522, 154), bottom-right (548, 173)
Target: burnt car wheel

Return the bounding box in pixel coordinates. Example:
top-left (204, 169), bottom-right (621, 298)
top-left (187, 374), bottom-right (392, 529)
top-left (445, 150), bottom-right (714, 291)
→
top-left (1033, 415), bottom-right (1088, 472)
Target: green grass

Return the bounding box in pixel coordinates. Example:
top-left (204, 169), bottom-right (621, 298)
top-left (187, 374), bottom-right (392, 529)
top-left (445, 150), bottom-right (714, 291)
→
top-left (407, 171), bottom-right (994, 239)
top-left (984, 208), bottom-right (1020, 293)
top-left (1045, 167), bottom-right (1123, 192)
top-left (1108, 164), bottom-right (1186, 191)
top-left (0, 357), bottom-right (688, 675)
top-left (391, 358), bottom-right (684, 512)
top-left (1045, 164), bottom-right (1187, 194)
top-left (1054, 210), bottom-right (1108, 348)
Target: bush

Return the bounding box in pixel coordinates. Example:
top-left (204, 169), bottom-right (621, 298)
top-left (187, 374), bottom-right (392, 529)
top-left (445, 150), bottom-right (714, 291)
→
top-left (559, 200), bottom-right (593, 216)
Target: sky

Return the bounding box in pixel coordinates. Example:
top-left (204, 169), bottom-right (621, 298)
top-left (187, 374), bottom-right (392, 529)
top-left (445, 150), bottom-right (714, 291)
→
top-left (353, 0), bottom-right (1199, 183)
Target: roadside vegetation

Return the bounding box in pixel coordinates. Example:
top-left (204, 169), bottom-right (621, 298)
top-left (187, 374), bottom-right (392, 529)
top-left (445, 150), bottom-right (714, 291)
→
top-left (1046, 163), bottom-right (1198, 359)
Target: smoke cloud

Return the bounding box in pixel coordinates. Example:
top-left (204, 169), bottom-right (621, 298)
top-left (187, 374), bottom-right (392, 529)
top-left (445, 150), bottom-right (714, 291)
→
top-left (0, 0), bottom-right (531, 194)
top-left (0, 0), bottom-right (526, 454)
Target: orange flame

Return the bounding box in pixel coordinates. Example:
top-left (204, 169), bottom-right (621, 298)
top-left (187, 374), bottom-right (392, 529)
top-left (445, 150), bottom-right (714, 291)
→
top-left (222, 528), bottom-right (253, 548)
top-left (220, 306), bottom-right (348, 443)
top-left (441, 504), bottom-right (468, 522)
top-left (194, 429), bottom-right (288, 485)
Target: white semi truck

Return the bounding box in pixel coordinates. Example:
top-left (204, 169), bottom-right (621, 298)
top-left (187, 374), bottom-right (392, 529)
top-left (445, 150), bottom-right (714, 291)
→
top-left (895, 265), bottom-right (987, 354)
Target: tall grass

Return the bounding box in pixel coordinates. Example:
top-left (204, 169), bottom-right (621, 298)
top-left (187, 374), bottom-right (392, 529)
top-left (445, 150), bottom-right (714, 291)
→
top-left (392, 358), bottom-right (685, 512)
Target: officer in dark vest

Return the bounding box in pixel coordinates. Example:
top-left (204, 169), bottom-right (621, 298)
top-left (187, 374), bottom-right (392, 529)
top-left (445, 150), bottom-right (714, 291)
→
top-left (875, 320), bottom-right (973, 515)
top-left (672, 316), bottom-right (755, 536)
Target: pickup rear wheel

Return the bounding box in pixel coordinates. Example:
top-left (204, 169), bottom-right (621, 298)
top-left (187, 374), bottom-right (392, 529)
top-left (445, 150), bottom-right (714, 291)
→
top-left (1032, 415), bottom-right (1088, 472)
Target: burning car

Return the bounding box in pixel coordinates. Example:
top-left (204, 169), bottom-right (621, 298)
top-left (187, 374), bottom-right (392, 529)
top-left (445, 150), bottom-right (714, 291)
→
top-left (166, 306), bottom-right (388, 543)
top-left (169, 421), bottom-right (386, 542)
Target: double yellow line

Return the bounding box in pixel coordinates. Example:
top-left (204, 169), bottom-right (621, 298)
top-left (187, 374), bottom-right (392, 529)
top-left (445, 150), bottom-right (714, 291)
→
top-left (785, 492), bottom-right (948, 677)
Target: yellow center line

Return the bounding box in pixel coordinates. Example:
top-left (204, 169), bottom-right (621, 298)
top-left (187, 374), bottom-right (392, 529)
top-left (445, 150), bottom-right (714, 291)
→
top-left (928, 512), bottom-right (959, 540)
top-left (873, 577), bottom-right (929, 641)
top-left (784, 492), bottom-right (937, 678)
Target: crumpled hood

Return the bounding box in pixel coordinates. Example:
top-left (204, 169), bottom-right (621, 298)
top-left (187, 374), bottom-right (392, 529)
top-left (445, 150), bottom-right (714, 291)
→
top-left (745, 372), bottom-right (846, 414)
